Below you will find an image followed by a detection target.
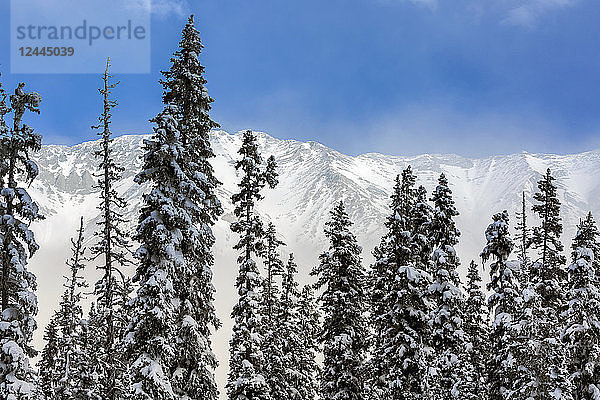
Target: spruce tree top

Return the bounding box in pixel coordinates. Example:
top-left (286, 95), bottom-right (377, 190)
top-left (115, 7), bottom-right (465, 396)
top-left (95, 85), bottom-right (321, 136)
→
top-left (430, 173), bottom-right (460, 248)
top-left (162, 15), bottom-right (219, 142)
top-left (568, 212), bottom-right (599, 286)
top-left (531, 168), bottom-right (565, 269)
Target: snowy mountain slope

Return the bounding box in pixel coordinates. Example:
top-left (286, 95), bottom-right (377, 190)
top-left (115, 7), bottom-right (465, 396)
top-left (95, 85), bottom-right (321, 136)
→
top-left (27, 130), bottom-right (600, 398)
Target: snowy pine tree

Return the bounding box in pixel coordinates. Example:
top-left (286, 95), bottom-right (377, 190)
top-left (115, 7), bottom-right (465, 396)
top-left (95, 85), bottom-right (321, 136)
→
top-left (370, 166), bottom-right (432, 399)
top-left (462, 260), bottom-right (488, 400)
top-left (0, 74), bottom-right (43, 399)
top-left (411, 185), bottom-right (435, 273)
top-left (515, 191), bottom-right (531, 284)
top-left (278, 254), bottom-right (319, 400)
top-left (428, 173), bottom-right (466, 399)
top-left (89, 59), bottom-right (131, 400)
top-left (38, 217), bottom-right (88, 400)
top-left (159, 16), bottom-right (224, 400)
top-left (80, 303), bottom-right (103, 400)
top-left (562, 212), bottom-right (600, 400)
top-left (261, 223), bottom-right (285, 323)
top-left (39, 316), bottom-right (60, 399)
top-left (259, 223), bottom-right (286, 400)
top-left (312, 201), bottom-right (368, 400)
top-left (125, 105), bottom-right (182, 400)
top-left (528, 169), bottom-right (572, 400)
top-left (227, 130), bottom-right (277, 400)
top-left (297, 284), bottom-right (321, 400)
top-left (482, 211), bottom-right (525, 400)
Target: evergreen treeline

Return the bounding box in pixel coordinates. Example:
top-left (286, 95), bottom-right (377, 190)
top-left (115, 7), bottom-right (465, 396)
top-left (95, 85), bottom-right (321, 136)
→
top-left (0, 14), bottom-right (599, 400)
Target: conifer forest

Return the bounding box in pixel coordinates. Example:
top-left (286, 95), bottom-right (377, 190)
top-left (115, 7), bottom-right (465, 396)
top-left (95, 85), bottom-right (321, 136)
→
top-left (1, 15), bottom-right (600, 400)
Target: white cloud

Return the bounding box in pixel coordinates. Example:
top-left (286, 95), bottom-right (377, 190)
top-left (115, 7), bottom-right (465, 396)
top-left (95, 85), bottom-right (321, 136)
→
top-left (408, 0), bottom-right (438, 9)
top-left (503, 0), bottom-right (575, 27)
top-left (376, 0), bottom-right (438, 10)
top-left (386, 0), bottom-right (579, 27)
top-left (124, 0), bottom-right (189, 18)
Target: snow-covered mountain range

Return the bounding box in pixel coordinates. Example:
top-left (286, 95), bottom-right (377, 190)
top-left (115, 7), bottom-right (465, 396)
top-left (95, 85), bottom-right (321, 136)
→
top-left (27, 130), bottom-right (600, 397)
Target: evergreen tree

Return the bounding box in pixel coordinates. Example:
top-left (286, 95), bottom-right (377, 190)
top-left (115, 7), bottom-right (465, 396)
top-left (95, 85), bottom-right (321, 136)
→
top-left (312, 201), bottom-right (367, 400)
top-left (125, 105), bottom-right (181, 400)
top-left (39, 316), bottom-right (60, 399)
top-left (227, 130), bottom-right (277, 400)
top-left (89, 59), bottom-right (131, 400)
top-left (562, 212), bottom-right (600, 399)
top-left (260, 223), bottom-right (286, 400)
top-left (0, 74), bottom-right (43, 399)
top-left (515, 191), bottom-right (531, 283)
top-left (261, 223), bottom-right (285, 322)
top-left (428, 173), bottom-right (465, 399)
top-left (38, 217), bottom-right (88, 400)
top-left (462, 260), bottom-right (488, 400)
top-left (159, 16), bottom-right (223, 400)
top-left (370, 166), bottom-right (432, 399)
top-left (368, 171), bottom-right (410, 398)
top-left (279, 254), bottom-right (319, 400)
top-left (411, 185), bottom-right (435, 272)
top-left (80, 303), bottom-right (103, 400)
top-left (297, 284), bottom-right (321, 400)
top-left (482, 211), bottom-right (525, 400)
top-left (528, 169), bottom-right (572, 399)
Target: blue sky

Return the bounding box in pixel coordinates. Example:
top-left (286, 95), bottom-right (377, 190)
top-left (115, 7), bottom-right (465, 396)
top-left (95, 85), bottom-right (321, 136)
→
top-left (1, 0), bottom-right (599, 156)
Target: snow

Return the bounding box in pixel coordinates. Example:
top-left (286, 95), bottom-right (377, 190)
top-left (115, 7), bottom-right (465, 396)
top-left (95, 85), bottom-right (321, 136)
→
top-left (24, 130), bottom-right (600, 399)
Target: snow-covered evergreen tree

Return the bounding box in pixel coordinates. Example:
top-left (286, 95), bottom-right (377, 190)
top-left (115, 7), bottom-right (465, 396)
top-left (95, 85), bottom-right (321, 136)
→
top-left (278, 254), bottom-right (301, 400)
top-left (227, 130), bottom-right (277, 400)
top-left (482, 211), bottom-right (525, 400)
top-left (562, 212), bottom-right (600, 399)
top-left (297, 284), bottom-right (321, 400)
top-left (124, 105), bottom-right (181, 400)
top-left (39, 316), bottom-right (60, 399)
top-left (369, 166), bottom-right (432, 399)
top-left (89, 59), bottom-right (131, 400)
top-left (528, 169), bottom-right (572, 400)
top-left (0, 74), bottom-right (43, 399)
top-left (38, 217), bottom-right (88, 400)
top-left (259, 223), bottom-right (286, 400)
top-left (462, 260), bottom-right (488, 400)
top-left (411, 185), bottom-right (435, 273)
top-left (159, 16), bottom-right (223, 400)
top-left (278, 254), bottom-right (319, 400)
top-left (80, 303), bottom-right (102, 400)
top-left (368, 171), bottom-right (411, 398)
top-left (312, 201), bottom-right (368, 400)
top-left (261, 222), bottom-right (285, 322)
top-left (515, 191), bottom-right (531, 284)
top-left (428, 173), bottom-right (465, 399)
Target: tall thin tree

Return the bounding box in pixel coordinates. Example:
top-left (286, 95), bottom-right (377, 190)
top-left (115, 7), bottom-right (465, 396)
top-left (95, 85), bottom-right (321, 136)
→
top-left (527, 168), bottom-right (572, 399)
top-left (89, 59), bottom-right (131, 400)
top-left (260, 222), bottom-right (286, 399)
top-left (462, 260), bottom-right (488, 400)
top-left (515, 191), bottom-right (530, 282)
top-left (0, 74), bottom-right (43, 399)
top-left (428, 173), bottom-right (465, 399)
top-left (227, 130), bottom-right (277, 400)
